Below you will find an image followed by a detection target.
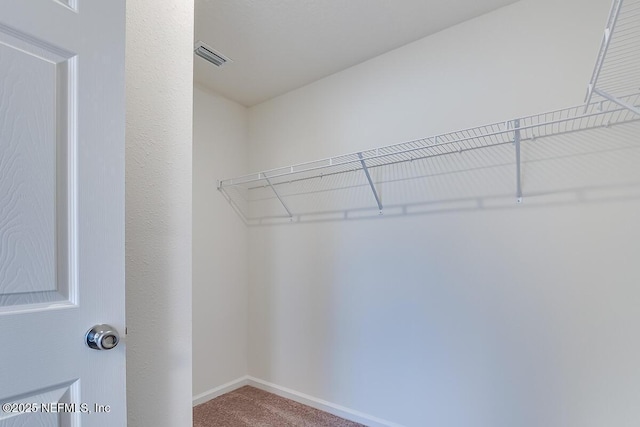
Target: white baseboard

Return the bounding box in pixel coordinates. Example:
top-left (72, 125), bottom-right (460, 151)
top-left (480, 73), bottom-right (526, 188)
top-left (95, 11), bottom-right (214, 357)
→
top-left (246, 376), bottom-right (405, 427)
top-left (192, 376), bottom-right (250, 406)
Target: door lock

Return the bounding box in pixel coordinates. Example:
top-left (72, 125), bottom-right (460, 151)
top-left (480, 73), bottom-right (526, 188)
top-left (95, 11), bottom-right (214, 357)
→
top-left (86, 324), bottom-right (120, 350)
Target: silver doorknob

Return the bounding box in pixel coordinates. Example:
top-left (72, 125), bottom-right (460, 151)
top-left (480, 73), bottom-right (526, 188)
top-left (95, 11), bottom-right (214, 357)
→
top-left (86, 324), bottom-right (120, 350)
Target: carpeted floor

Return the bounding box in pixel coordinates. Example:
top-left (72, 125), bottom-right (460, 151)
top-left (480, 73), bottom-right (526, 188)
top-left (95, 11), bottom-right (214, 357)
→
top-left (193, 386), bottom-right (367, 427)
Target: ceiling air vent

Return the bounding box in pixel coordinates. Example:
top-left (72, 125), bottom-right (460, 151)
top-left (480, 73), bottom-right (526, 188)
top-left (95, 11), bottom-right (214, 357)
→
top-left (194, 41), bottom-right (232, 68)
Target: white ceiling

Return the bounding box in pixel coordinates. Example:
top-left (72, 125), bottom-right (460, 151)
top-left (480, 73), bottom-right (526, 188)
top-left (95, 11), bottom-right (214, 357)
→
top-left (194, 0), bottom-right (521, 107)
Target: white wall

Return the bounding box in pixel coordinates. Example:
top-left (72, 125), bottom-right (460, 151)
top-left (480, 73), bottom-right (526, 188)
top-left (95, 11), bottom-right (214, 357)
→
top-left (248, 0), bottom-right (611, 167)
top-left (193, 85), bottom-right (249, 397)
top-left (247, 0), bottom-right (640, 426)
top-left (125, 0), bottom-right (194, 425)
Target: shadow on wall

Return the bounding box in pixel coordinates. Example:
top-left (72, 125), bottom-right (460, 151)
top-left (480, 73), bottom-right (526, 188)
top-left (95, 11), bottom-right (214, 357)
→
top-left (239, 119), bottom-right (640, 225)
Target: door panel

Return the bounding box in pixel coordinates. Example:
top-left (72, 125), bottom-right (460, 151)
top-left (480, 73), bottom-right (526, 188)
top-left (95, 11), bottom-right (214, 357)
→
top-left (0, 24), bottom-right (75, 308)
top-left (0, 381), bottom-right (77, 426)
top-left (0, 0), bottom-right (125, 425)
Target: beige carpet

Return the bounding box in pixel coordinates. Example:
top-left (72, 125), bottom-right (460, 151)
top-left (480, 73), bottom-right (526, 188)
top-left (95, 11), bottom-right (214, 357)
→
top-left (193, 386), bottom-right (367, 427)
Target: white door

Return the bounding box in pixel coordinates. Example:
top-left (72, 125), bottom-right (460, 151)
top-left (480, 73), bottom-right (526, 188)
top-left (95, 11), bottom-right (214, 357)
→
top-left (0, 0), bottom-right (126, 425)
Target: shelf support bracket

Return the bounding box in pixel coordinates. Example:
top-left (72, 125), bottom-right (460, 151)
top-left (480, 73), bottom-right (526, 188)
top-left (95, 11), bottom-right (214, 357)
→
top-left (263, 173), bottom-right (293, 219)
top-left (217, 184), bottom-right (250, 225)
top-left (358, 152), bottom-right (383, 213)
top-left (514, 119), bottom-right (523, 203)
top-left (593, 89), bottom-right (640, 116)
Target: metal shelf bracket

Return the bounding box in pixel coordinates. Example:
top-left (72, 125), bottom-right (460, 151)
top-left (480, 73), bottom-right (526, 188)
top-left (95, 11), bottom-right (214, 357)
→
top-left (594, 89), bottom-right (640, 116)
top-left (263, 173), bottom-right (293, 219)
top-left (514, 119), bottom-right (523, 204)
top-left (358, 152), bottom-right (383, 214)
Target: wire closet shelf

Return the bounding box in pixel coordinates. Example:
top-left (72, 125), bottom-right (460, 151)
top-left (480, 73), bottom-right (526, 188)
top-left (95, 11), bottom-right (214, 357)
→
top-left (218, 0), bottom-right (640, 225)
top-left (585, 0), bottom-right (640, 114)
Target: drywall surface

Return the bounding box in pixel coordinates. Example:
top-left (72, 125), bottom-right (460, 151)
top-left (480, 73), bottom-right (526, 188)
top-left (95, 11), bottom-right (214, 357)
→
top-left (247, 0), bottom-right (640, 426)
top-left (125, 0), bottom-right (194, 425)
top-left (193, 85), bottom-right (249, 398)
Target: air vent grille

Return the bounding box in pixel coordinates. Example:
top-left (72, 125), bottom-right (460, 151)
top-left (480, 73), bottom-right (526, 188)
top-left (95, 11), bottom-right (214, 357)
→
top-left (194, 41), bottom-right (231, 68)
